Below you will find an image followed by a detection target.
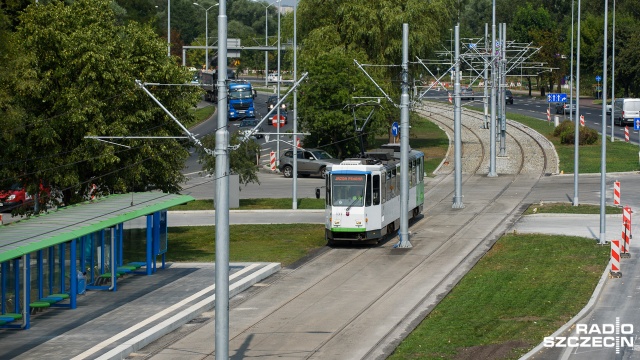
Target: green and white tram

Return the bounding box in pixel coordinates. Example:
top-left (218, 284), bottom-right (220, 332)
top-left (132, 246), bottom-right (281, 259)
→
top-left (324, 145), bottom-right (425, 244)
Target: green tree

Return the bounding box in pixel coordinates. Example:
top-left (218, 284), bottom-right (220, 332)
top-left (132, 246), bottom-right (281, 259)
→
top-left (1, 0), bottom-right (201, 210)
top-left (296, 0), bottom-right (453, 153)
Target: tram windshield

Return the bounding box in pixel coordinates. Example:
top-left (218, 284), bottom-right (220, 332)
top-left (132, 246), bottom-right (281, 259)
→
top-left (331, 174), bottom-right (366, 207)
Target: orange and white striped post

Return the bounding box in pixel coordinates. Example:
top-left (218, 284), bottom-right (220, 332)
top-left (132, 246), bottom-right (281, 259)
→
top-left (613, 181), bottom-right (621, 206)
top-left (546, 108), bottom-right (550, 122)
top-left (296, 138), bottom-right (301, 148)
top-left (610, 239), bottom-right (622, 278)
top-left (0, 214), bottom-right (3, 226)
top-left (270, 151), bottom-right (276, 171)
top-left (580, 115), bottom-right (585, 127)
top-left (621, 206), bottom-right (632, 258)
top-left (625, 126), bottom-right (630, 142)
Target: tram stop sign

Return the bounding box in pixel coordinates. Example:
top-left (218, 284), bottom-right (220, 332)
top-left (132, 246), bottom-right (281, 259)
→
top-left (271, 115), bottom-right (285, 128)
top-left (634, 118), bottom-right (640, 131)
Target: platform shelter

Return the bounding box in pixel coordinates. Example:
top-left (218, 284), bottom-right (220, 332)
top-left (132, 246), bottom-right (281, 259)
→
top-left (0, 192), bottom-right (194, 329)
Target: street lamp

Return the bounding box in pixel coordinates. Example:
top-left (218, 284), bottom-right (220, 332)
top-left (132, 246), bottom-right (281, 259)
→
top-left (254, 1), bottom-right (278, 86)
top-left (193, 2), bottom-right (219, 71)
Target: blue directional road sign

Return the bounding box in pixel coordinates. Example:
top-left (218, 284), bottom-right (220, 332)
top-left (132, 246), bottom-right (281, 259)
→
top-left (391, 122), bottom-right (399, 137)
top-left (596, 75), bottom-right (602, 82)
top-left (547, 93), bottom-right (568, 103)
top-left (634, 118), bottom-right (640, 131)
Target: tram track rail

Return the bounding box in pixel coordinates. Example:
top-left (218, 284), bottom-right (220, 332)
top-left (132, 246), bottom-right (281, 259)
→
top-left (133, 101), bottom-right (560, 360)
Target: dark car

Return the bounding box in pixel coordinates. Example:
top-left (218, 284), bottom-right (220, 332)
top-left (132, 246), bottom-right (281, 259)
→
top-left (266, 95), bottom-right (288, 124)
top-left (278, 148), bottom-right (342, 179)
top-left (555, 100), bottom-right (576, 115)
top-left (237, 118), bottom-right (264, 139)
top-left (461, 87), bottom-right (474, 100)
top-left (505, 89), bottom-right (513, 105)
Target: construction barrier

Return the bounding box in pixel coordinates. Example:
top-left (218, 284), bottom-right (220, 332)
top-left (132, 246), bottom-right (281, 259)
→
top-left (625, 126), bottom-right (630, 142)
top-left (610, 239), bottom-right (622, 278)
top-left (622, 206), bottom-right (632, 257)
top-left (613, 181), bottom-right (621, 206)
top-left (0, 214), bottom-right (3, 226)
top-left (580, 115), bottom-right (585, 127)
top-left (270, 151), bottom-right (276, 171)
top-left (296, 138), bottom-right (301, 148)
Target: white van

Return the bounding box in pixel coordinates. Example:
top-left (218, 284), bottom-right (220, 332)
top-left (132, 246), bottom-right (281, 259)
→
top-left (613, 98), bottom-right (640, 126)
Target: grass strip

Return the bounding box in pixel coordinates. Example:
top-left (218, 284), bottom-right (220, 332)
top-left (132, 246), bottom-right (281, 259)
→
top-left (389, 234), bottom-right (609, 360)
top-left (169, 198), bottom-right (325, 211)
top-left (505, 112), bottom-right (640, 174)
top-left (123, 224), bottom-right (325, 267)
top-left (523, 202), bottom-right (623, 215)
top-left (185, 105), bottom-right (216, 128)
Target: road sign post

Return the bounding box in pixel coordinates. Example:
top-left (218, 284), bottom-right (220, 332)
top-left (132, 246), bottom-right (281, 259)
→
top-left (596, 75), bottom-right (602, 99)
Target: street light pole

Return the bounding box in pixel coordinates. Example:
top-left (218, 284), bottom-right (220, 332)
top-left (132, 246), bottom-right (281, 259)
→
top-left (168, 0), bottom-right (171, 57)
top-left (599, 0), bottom-right (609, 245)
top-left (276, 0), bottom-right (281, 167)
top-left (611, 0), bottom-right (616, 142)
top-left (193, 3), bottom-right (218, 71)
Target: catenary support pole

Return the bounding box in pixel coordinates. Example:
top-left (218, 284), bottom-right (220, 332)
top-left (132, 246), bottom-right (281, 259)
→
top-left (398, 23), bottom-right (412, 248)
top-left (292, 1), bottom-right (298, 210)
top-left (611, 0), bottom-right (616, 142)
top-left (573, 0), bottom-right (581, 207)
top-left (215, 0), bottom-right (230, 358)
top-left (499, 23), bottom-right (506, 156)
top-left (483, 23), bottom-right (489, 129)
top-left (453, 25), bottom-right (464, 209)
top-left (599, 0), bottom-right (608, 245)
top-left (488, 1), bottom-right (497, 177)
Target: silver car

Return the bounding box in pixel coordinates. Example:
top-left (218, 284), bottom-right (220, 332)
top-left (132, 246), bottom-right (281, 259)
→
top-left (278, 148), bottom-right (342, 179)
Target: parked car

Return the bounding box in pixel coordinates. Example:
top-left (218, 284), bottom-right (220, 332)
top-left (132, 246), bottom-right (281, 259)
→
top-left (505, 89), bottom-right (513, 105)
top-left (461, 87), bottom-right (474, 100)
top-left (0, 182), bottom-right (50, 212)
top-left (278, 148), bottom-right (342, 179)
top-left (613, 98), bottom-right (640, 126)
top-left (555, 100), bottom-right (576, 115)
top-left (237, 118), bottom-right (264, 139)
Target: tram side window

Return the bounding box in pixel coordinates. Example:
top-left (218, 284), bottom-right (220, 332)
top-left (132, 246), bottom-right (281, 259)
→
top-left (410, 159), bottom-right (416, 186)
top-left (372, 175), bottom-right (380, 205)
top-left (326, 176), bottom-right (331, 205)
top-left (419, 157), bottom-right (424, 182)
top-left (381, 172), bottom-right (386, 203)
top-left (366, 174), bottom-right (372, 206)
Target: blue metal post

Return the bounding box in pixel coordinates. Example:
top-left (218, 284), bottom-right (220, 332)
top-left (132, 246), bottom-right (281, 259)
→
top-left (24, 254), bottom-right (30, 330)
top-left (80, 236), bottom-right (86, 275)
top-left (59, 243), bottom-right (65, 293)
top-left (90, 233), bottom-right (95, 284)
top-left (48, 247), bottom-right (54, 295)
top-left (70, 239), bottom-right (77, 309)
top-left (100, 229), bottom-right (105, 274)
top-left (146, 215), bottom-right (152, 275)
top-left (1, 262), bottom-right (7, 314)
top-left (37, 250), bottom-right (43, 300)
top-left (118, 223), bottom-right (124, 267)
top-left (153, 211), bottom-right (160, 273)
top-left (13, 258), bottom-right (20, 314)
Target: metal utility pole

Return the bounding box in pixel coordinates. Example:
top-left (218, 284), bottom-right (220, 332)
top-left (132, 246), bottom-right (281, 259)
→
top-left (499, 23), bottom-right (506, 157)
top-left (488, 1), bottom-right (497, 177)
top-left (599, 0), bottom-right (608, 245)
top-left (453, 25), bottom-right (464, 209)
top-left (398, 23), bottom-right (412, 248)
top-left (276, 1), bottom-right (281, 167)
top-left (573, 0), bottom-right (581, 207)
top-left (292, 1), bottom-right (298, 210)
top-left (483, 23), bottom-right (489, 129)
top-left (214, 1), bottom-right (230, 358)
top-left (168, 0), bottom-right (171, 57)
top-left (611, 0), bottom-right (616, 142)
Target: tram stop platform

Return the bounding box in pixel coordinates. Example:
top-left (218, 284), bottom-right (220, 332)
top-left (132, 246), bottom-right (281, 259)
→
top-left (0, 262), bottom-right (280, 360)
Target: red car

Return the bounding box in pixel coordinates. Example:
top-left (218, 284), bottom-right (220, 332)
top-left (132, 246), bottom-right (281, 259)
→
top-left (0, 183), bottom-right (49, 212)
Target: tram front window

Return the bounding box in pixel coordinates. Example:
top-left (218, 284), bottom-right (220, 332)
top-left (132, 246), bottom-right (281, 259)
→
top-left (332, 174), bottom-right (366, 207)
